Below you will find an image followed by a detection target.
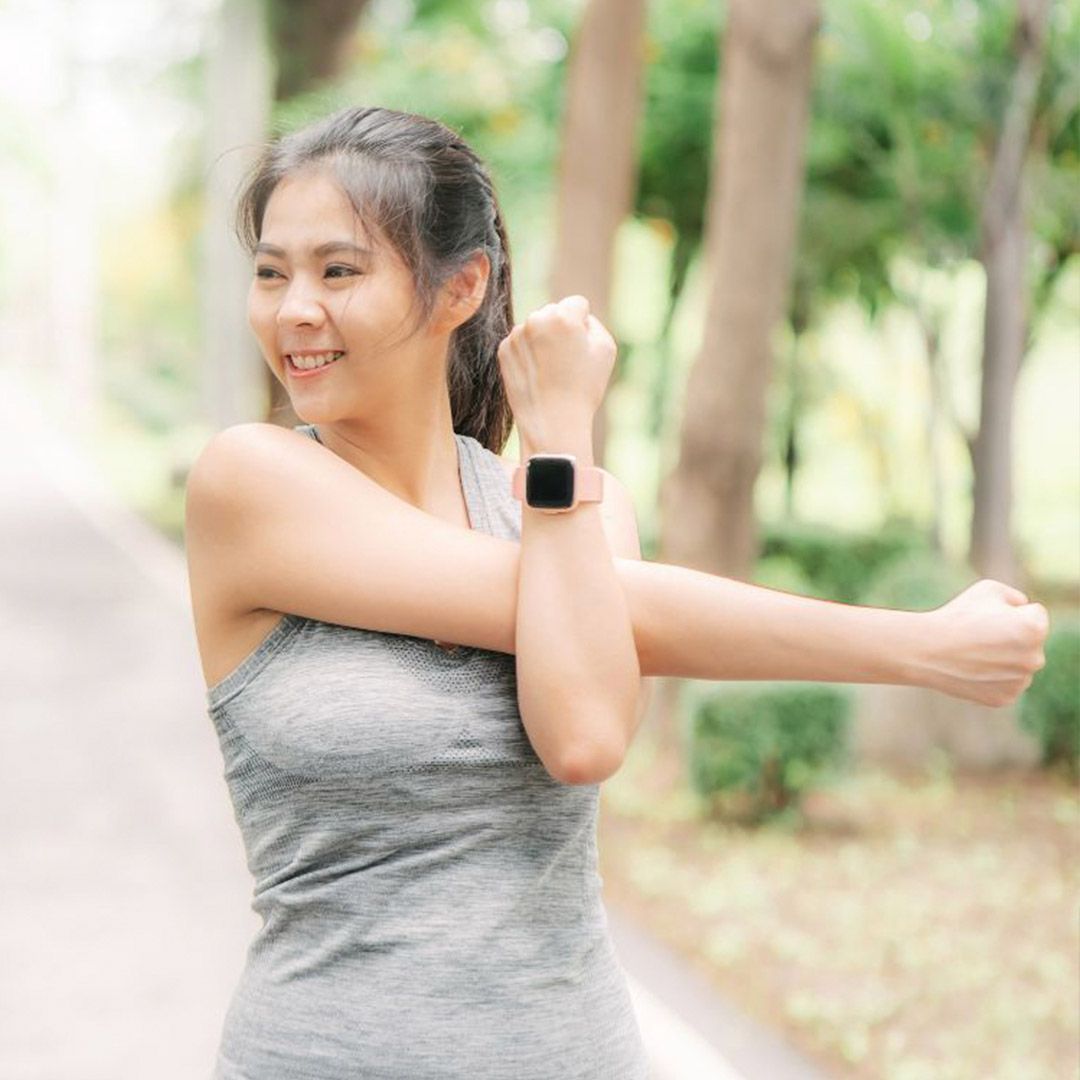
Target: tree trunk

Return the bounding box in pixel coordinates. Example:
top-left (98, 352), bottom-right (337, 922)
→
top-left (645, 0), bottom-right (821, 752)
top-left (268, 0), bottom-right (371, 100)
top-left (970, 0), bottom-right (1052, 585)
top-left (919, 307), bottom-right (946, 555)
top-left (548, 0), bottom-right (650, 467)
top-left (200, 0), bottom-right (274, 431)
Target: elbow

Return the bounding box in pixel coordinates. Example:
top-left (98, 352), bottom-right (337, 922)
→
top-left (555, 733), bottom-right (627, 786)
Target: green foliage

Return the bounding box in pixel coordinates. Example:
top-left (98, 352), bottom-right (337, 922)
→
top-left (758, 517), bottom-right (928, 604)
top-left (751, 553), bottom-right (831, 601)
top-left (797, 0), bottom-right (1080, 324)
top-left (857, 548), bottom-right (978, 611)
top-left (684, 683), bottom-right (853, 825)
top-left (1019, 616), bottom-right (1080, 778)
top-left (278, 0), bottom-right (578, 203)
top-left (635, 0), bottom-right (720, 242)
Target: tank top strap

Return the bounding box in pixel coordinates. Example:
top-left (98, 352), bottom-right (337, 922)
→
top-left (454, 433), bottom-right (521, 545)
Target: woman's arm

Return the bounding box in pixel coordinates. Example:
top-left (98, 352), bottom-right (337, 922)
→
top-left (513, 422), bottom-right (640, 784)
top-left (186, 424), bottom-right (1048, 768)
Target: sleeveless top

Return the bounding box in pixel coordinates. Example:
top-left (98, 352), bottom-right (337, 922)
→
top-left (205, 423), bottom-right (649, 1080)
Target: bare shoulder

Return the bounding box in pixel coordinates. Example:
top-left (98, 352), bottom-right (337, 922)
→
top-left (183, 425), bottom-right (316, 676)
top-left (185, 422), bottom-right (320, 514)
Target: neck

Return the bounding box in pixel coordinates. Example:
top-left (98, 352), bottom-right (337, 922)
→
top-left (310, 403), bottom-right (461, 515)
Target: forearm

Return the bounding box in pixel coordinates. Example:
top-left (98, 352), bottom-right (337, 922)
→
top-left (616, 557), bottom-right (926, 687)
top-left (515, 431), bottom-right (640, 774)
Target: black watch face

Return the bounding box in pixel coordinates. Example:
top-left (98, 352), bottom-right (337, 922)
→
top-left (526, 456), bottom-right (575, 509)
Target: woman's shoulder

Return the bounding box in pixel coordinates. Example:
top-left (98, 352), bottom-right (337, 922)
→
top-left (184, 423), bottom-right (340, 556)
top-left (191, 422), bottom-right (310, 471)
top-left (189, 422), bottom-right (322, 482)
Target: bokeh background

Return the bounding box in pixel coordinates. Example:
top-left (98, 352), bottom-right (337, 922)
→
top-left (2, 1), bottom-right (1077, 1078)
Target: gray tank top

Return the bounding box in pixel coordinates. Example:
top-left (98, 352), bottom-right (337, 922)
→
top-left (205, 423), bottom-right (648, 1079)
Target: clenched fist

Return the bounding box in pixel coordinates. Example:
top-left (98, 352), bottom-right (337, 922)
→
top-left (922, 579), bottom-right (1050, 707)
top-left (496, 295), bottom-right (617, 448)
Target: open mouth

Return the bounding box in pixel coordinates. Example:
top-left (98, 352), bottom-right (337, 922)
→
top-left (286, 351), bottom-right (346, 375)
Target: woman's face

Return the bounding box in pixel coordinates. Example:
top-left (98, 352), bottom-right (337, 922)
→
top-left (247, 168), bottom-right (434, 417)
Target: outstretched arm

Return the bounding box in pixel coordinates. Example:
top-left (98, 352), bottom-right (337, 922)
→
top-left (186, 424), bottom-right (1049, 770)
top-left (619, 558), bottom-right (1046, 699)
top-left (594, 474), bottom-right (1047, 713)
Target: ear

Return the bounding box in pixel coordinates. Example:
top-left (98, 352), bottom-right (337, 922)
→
top-left (433, 250), bottom-right (491, 334)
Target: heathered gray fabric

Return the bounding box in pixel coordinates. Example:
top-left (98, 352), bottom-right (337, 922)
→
top-left (205, 423), bottom-right (649, 1079)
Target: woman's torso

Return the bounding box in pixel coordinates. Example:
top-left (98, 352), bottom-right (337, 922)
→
top-left (194, 423), bottom-right (649, 1080)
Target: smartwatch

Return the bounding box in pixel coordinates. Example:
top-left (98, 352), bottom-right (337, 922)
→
top-left (511, 454), bottom-right (604, 514)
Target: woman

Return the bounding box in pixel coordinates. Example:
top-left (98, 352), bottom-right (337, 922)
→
top-left (184, 105), bottom-right (1048, 1079)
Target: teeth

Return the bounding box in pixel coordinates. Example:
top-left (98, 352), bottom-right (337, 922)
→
top-left (290, 351), bottom-right (344, 370)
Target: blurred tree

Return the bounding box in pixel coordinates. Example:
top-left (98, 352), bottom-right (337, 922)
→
top-left (634, 0), bottom-right (720, 443)
top-left (269, 0), bottom-right (373, 100)
top-left (660, 0), bottom-right (822, 575)
top-left (787, 0), bottom-right (961, 543)
top-left (777, 0), bottom-right (1077, 571)
top-left (646, 0), bottom-right (822, 748)
top-left (549, 0), bottom-right (650, 467)
top-left (201, 0), bottom-right (274, 431)
top-left (971, 0), bottom-right (1054, 584)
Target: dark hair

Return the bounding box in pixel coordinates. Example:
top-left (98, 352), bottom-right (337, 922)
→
top-left (234, 106), bottom-right (515, 455)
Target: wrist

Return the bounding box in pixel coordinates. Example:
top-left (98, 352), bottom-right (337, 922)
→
top-left (894, 609), bottom-right (944, 691)
top-left (517, 424), bottom-right (595, 466)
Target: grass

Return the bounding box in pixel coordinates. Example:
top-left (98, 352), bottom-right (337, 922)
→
top-left (598, 729), bottom-right (1080, 1080)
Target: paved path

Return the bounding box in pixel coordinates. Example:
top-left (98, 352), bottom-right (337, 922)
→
top-left (0, 369), bottom-right (829, 1079)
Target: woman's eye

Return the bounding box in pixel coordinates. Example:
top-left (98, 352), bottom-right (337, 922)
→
top-left (253, 265), bottom-right (359, 280)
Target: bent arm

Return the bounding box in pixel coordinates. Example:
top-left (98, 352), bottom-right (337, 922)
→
top-left (514, 426), bottom-right (640, 783)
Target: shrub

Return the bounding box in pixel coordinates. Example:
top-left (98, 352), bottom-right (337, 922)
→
top-left (684, 682), bottom-right (853, 824)
top-left (758, 517), bottom-right (927, 603)
top-left (1019, 616), bottom-right (1080, 779)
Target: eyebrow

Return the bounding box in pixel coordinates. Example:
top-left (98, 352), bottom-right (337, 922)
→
top-left (254, 241), bottom-right (374, 259)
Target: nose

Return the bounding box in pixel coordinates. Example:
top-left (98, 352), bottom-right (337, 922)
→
top-left (276, 277), bottom-right (327, 330)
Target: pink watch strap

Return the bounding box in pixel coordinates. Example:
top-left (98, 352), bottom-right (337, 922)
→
top-left (511, 460), bottom-right (604, 504)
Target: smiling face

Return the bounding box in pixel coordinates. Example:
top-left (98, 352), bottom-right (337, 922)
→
top-left (247, 167), bottom-right (442, 422)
